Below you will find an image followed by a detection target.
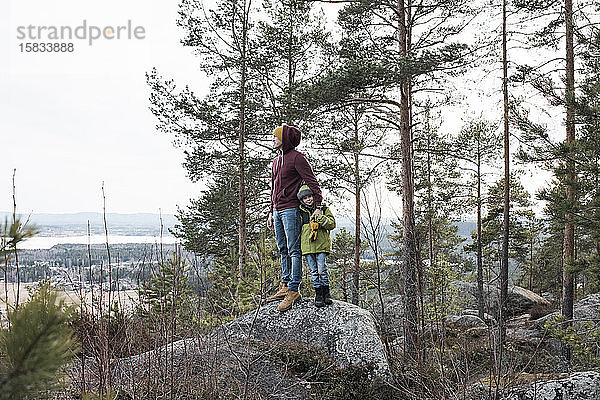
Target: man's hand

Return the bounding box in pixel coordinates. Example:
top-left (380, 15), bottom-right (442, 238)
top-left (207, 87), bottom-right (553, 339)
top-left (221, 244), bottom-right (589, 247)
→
top-left (267, 213), bottom-right (274, 231)
top-left (312, 208), bottom-right (323, 217)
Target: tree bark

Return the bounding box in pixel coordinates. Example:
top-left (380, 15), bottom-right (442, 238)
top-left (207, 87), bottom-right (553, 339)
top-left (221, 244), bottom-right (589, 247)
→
top-left (398, 0), bottom-right (420, 359)
top-left (561, 0), bottom-right (576, 364)
top-left (500, 0), bottom-right (510, 349)
top-left (237, 0), bottom-right (249, 290)
top-left (477, 140), bottom-right (484, 320)
top-left (353, 116), bottom-right (361, 306)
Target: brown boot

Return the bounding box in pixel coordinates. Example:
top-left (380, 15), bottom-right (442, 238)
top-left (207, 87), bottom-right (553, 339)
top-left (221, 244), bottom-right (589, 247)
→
top-left (267, 282), bottom-right (289, 302)
top-left (277, 290), bottom-right (301, 312)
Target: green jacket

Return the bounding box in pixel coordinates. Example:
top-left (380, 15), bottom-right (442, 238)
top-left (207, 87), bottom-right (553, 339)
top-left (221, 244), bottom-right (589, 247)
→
top-left (298, 204), bottom-right (336, 255)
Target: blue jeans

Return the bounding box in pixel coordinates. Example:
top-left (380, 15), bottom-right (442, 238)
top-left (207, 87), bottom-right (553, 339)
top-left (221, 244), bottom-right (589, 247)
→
top-left (304, 253), bottom-right (329, 288)
top-left (273, 208), bottom-right (302, 292)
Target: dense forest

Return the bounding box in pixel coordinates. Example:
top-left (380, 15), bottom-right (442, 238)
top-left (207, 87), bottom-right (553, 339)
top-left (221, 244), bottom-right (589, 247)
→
top-left (1, 0), bottom-right (600, 398)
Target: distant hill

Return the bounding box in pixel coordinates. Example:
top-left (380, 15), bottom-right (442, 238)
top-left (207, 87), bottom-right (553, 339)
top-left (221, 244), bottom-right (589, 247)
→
top-left (0, 212), bottom-right (178, 237)
top-left (333, 217), bottom-right (476, 255)
top-left (455, 220), bottom-right (477, 241)
top-left (0, 211), bottom-right (477, 251)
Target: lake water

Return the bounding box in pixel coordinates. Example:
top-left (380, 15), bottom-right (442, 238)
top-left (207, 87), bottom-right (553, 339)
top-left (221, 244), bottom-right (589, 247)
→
top-left (18, 235), bottom-right (179, 249)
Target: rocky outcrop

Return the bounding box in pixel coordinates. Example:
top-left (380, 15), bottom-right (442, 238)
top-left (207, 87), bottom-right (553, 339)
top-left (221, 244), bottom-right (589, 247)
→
top-left (451, 281), bottom-right (551, 317)
top-left (444, 314), bottom-right (487, 330)
top-left (463, 371), bottom-right (600, 400)
top-left (534, 293), bottom-right (600, 331)
top-left (369, 295), bottom-right (404, 340)
top-left (461, 308), bottom-right (496, 324)
top-left (226, 298), bottom-right (391, 378)
top-left (112, 335), bottom-right (311, 399)
top-left (104, 298), bottom-right (390, 399)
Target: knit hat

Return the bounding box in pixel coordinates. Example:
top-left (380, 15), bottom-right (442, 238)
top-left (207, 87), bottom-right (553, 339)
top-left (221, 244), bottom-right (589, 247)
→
top-left (297, 184), bottom-right (313, 200)
top-left (273, 125), bottom-right (283, 141)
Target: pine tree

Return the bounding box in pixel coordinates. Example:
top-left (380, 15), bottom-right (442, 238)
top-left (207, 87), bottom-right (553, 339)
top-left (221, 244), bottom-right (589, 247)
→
top-left (509, 0), bottom-right (599, 365)
top-left (478, 176), bottom-right (535, 291)
top-left (296, 0), bottom-right (477, 361)
top-left (455, 119), bottom-right (502, 319)
top-left (0, 282), bottom-right (77, 399)
top-left (139, 252), bottom-right (195, 332)
top-left (149, 0), bottom-right (272, 295)
top-left (329, 228), bottom-right (356, 303)
top-left (308, 104), bottom-right (389, 305)
top-left (256, 0), bottom-right (329, 124)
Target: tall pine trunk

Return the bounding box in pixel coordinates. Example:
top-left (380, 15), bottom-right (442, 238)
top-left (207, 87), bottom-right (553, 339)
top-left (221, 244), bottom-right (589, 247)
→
top-left (353, 109), bottom-right (361, 305)
top-left (500, 0), bottom-right (510, 350)
top-left (398, 0), bottom-right (420, 359)
top-left (561, 0), bottom-right (576, 364)
top-left (476, 141), bottom-right (484, 320)
top-left (237, 0), bottom-right (249, 292)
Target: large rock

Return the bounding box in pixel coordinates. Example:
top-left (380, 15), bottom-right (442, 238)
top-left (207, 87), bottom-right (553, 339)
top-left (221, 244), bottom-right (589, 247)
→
top-left (104, 298), bottom-right (391, 398)
top-left (444, 314), bottom-right (487, 330)
top-left (534, 293), bottom-right (600, 331)
top-left (451, 281), bottom-right (551, 317)
top-left (111, 335), bottom-right (311, 399)
top-left (464, 371), bottom-right (600, 400)
top-left (369, 295), bottom-right (404, 340)
top-left (226, 298), bottom-right (391, 378)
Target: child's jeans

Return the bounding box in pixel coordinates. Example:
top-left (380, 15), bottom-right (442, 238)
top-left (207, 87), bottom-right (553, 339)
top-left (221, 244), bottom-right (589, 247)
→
top-left (304, 253), bottom-right (329, 288)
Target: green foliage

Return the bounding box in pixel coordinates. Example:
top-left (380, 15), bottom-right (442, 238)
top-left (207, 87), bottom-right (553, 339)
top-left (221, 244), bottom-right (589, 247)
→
top-left (295, 0), bottom-right (474, 111)
top-left (423, 254), bottom-right (460, 323)
top-left (524, 222), bottom-right (563, 297)
top-left (172, 176), bottom-right (239, 257)
top-left (0, 282), bottom-right (78, 399)
top-left (467, 175), bottom-right (536, 281)
top-left (257, 0), bottom-right (330, 124)
top-left (543, 315), bottom-right (600, 371)
top-left (329, 228), bottom-right (368, 302)
top-left (139, 253), bottom-right (196, 333)
top-left (1, 215), bottom-right (39, 265)
top-left (203, 231), bottom-right (279, 319)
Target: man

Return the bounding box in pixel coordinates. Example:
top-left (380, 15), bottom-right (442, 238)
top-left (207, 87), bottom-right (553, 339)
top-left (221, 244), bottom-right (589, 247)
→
top-left (267, 124), bottom-right (322, 311)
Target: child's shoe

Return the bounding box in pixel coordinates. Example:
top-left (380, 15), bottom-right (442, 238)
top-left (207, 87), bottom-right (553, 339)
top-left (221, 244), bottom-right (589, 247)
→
top-left (322, 285), bottom-right (333, 305)
top-left (314, 286), bottom-right (325, 308)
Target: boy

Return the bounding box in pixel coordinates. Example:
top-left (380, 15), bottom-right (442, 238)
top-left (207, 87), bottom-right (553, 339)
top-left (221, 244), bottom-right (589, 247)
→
top-left (297, 185), bottom-right (336, 307)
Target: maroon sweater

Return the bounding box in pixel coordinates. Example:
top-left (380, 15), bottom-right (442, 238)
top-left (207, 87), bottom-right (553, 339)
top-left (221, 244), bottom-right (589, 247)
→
top-left (271, 125), bottom-right (322, 212)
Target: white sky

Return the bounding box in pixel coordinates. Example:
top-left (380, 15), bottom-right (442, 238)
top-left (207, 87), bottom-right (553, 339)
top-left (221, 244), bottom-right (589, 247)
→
top-left (0, 0), bottom-right (565, 218)
top-left (1, 0), bottom-right (208, 214)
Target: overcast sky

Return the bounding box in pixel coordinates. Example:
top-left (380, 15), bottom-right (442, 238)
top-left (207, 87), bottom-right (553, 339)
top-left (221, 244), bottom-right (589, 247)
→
top-left (1, 0), bottom-right (211, 214)
top-left (1, 0), bottom-right (561, 218)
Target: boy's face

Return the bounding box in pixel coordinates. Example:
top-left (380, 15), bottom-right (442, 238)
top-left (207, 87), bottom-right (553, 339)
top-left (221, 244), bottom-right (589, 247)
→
top-left (273, 136), bottom-right (282, 150)
top-left (302, 195), bottom-right (314, 206)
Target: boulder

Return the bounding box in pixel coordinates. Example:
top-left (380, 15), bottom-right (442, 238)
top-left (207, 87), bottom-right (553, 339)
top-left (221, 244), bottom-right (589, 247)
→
top-left (506, 328), bottom-right (544, 346)
top-left (451, 281), bottom-right (551, 317)
top-left (111, 335), bottom-right (311, 399)
top-left (463, 371), bottom-right (600, 400)
top-left (444, 314), bottom-right (487, 330)
top-left (461, 308), bottom-right (496, 324)
top-left (104, 298), bottom-right (391, 398)
top-left (226, 298), bottom-right (391, 378)
top-left (369, 295), bottom-right (404, 340)
top-left (534, 293), bottom-right (600, 331)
